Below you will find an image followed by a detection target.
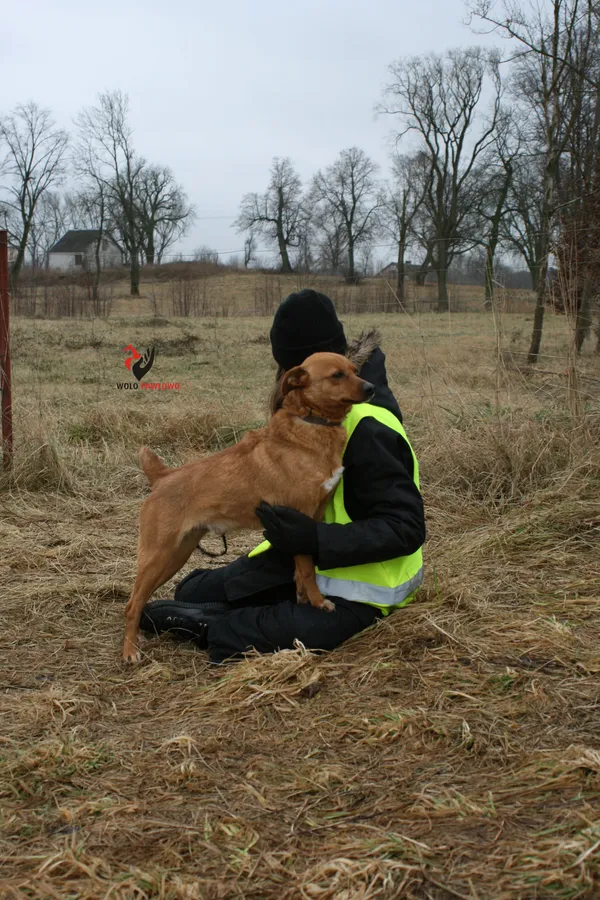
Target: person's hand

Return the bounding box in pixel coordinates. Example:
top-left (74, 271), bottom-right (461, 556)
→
top-left (255, 501), bottom-right (318, 556)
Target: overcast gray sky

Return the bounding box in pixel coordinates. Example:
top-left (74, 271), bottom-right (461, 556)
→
top-left (5, 0), bottom-right (496, 264)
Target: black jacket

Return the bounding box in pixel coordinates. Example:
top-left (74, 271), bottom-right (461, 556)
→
top-left (314, 342), bottom-right (426, 570)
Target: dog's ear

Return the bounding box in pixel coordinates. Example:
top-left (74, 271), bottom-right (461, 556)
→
top-left (281, 366), bottom-right (308, 396)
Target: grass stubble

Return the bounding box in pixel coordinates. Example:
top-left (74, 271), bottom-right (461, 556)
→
top-left (1, 285), bottom-right (600, 898)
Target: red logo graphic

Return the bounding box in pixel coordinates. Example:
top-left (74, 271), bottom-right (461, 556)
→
top-left (123, 344), bottom-right (141, 371)
top-left (118, 343), bottom-right (180, 392)
top-left (123, 344), bottom-right (155, 382)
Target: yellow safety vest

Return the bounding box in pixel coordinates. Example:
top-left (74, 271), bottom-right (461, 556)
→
top-left (249, 403), bottom-right (424, 613)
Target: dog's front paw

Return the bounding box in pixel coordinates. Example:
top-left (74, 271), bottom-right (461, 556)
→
top-left (122, 639), bottom-right (142, 665)
top-left (323, 598), bottom-right (336, 612)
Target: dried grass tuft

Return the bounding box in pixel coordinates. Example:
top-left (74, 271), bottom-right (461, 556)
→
top-left (1, 433), bottom-right (78, 493)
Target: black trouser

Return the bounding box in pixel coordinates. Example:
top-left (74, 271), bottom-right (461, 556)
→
top-left (174, 549), bottom-right (383, 663)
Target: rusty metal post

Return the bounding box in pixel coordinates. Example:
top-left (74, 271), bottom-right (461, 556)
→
top-left (0, 231), bottom-right (13, 471)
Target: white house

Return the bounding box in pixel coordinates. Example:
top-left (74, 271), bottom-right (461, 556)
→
top-left (48, 230), bottom-right (123, 271)
top-left (377, 261), bottom-right (420, 280)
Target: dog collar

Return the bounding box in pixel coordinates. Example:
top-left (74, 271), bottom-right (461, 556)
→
top-left (301, 413), bottom-right (342, 427)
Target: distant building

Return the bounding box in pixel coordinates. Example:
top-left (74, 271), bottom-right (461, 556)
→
top-left (48, 230), bottom-right (123, 271)
top-left (377, 261), bottom-right (421, 280)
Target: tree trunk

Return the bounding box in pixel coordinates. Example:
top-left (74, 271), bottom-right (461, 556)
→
top-left (527, 206), bottom-right (551, 362)
top-left (485, 169), bottom-right (511, 311)
top-left (279, 246), bottom-right (292, 273)
top-left (527, 271), bottom-right (547, 364)
top-left (347, 240), bottom-right (355, 280)
top-left (331, 231), bottom-right (343, 274)
top-left (395, 240), bottom-right (405, 306)
top-left (437, 268), bottom-right (449, 312)
top-left (145, 230), bottom-right (155, 265)
top-left (416, 244), bottom-right (433, 287)
top-left (11, 225), bottom-right (31, 283)
top-left (11, 248), bottom-right (25, 282)
top-left (92, 233), bottom-right (102, 306)
top-left (575, 276), bottom-right (594, 354)
top-left (436, 245), bottom-right (449, 312)
top-left (528, 261), bottom-right (540, 293)
top-left (484, 242), bottom-right (495, 311)
top-left (277, 231), bottom-right (292, 273)
top-left (30, 231), bottom-right (42, 270)
top-left (130, 251), bottom-right (140, 296)
top-left (527, 91), bottom-right (558, 363)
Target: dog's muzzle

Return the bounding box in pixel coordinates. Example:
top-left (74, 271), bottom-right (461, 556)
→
top-left (362, 381), bottom-right (375, 401)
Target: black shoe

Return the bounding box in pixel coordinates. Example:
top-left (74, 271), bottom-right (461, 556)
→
top-left (140, 599), bottom-right (228, 649)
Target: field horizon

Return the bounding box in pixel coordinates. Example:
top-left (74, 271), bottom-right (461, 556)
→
top-left (12, 268), bottom-right (540, 320)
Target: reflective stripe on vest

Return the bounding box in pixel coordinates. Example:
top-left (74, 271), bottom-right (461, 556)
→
top-left (248, 403), bottom-right (424, 612)
top-left (316, 567), bottom-right (424, 608)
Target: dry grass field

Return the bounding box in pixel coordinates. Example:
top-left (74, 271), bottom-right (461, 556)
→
top-left (16, 269), bottom-right (537, 319)
top-left (1, 283), bottom-right (600, 898)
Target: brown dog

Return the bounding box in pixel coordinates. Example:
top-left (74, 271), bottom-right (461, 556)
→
top-left (122, 351), bottom-right (374, 663)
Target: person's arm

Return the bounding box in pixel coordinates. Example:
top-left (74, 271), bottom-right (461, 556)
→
top-left (256, 418), bottom-right (425, 569)
top-left (314, 418), bottom-right (425, 570)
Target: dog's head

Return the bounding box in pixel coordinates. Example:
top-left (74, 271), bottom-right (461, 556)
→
top-left (281, 352), bottom-right (375, 420)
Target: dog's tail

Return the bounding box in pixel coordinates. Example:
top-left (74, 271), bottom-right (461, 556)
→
top-left (139, 447), bottom-right (168, 486)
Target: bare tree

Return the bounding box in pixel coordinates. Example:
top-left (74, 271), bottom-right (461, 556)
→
top-left (556, 8), bottom-right (600, 349)
top-left (310, 201), bottom-right (347, 274)
top-left (192, 245), bottom-right (220, 264)
top-left (295, 217), bottom-right (315, 273)
top-left (64, 191), bottom-right (94, 230)
top-left (0, 102), bottom-right (68, 281)
top-left (558, 176), bottom-right (600, 351)
top-left (136, 164), bottom-right (195, 264)
top-left (66, 186), bottom-right (112, 302)
top-left (154, 216), bottom-right (185, 265)
top-left (503, 155), bottom-right (547, 291)
top-left (311, 147), bottom-right (380, 281)
top-left (235, 157), bottom-right (304, 273)
top-left (476, 112), bottom-right (520, 308)
top-left (482, 160), bottom-right (513, 309)
top-left (71, 120), bottom-right (119, 302)
top-left (28, 191), bottom-right (68, 269)
top-left (468, 0), bottom-right (598, 360)
top-left (244, 231), bottom-right (256, 268)
top-left (381, 47), bottom-right (503, 311)
top-left (357, 243), bottom-right (376, 277)
top-left (556, 99), bottom-right (600, 351)
top-left (413, 235), bottom-right (437, 286)
top-left (65, 188), bottom-right (110, 232)
top-left (75, 91), bottom-right (145, 296)
top-left (379, 152), bottom-right (430, 301)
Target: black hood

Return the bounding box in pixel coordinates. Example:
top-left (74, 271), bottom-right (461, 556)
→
top-left (347, 329), bottom-right (403, 424)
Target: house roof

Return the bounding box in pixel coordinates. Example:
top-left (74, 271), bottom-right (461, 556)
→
top-left (49, 230), bottom-right (119, 254)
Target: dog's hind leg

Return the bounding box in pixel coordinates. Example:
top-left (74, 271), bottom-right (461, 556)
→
top-left (294, 554), bottom-right (335, 613)
top-left (122, 525), bottom-right (205, 664)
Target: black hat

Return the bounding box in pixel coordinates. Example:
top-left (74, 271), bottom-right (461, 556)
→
top-left (270, 289), bottom-right (347, 370)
